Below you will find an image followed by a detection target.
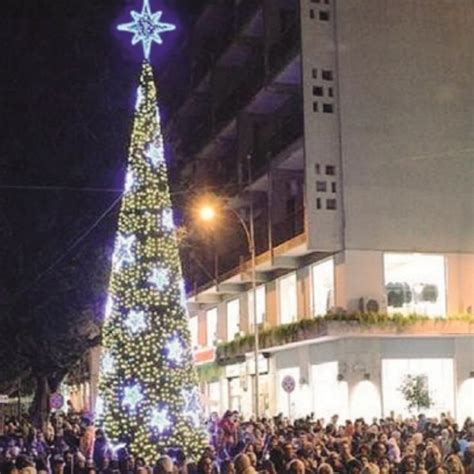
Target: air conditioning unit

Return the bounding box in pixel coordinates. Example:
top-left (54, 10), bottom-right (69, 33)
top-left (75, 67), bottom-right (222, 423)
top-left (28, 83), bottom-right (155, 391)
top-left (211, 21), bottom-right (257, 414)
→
top-left (358, 296), bottom-right (386, 313)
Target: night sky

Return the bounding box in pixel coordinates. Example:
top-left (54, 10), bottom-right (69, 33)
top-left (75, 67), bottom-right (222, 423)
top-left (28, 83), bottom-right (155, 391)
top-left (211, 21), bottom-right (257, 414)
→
top-left (0, 1), bottom-right (204, 319)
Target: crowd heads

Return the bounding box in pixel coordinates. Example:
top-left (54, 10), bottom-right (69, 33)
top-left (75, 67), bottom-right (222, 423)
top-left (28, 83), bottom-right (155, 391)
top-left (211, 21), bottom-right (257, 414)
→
top-left (0, 409), bottom-right (473, 474)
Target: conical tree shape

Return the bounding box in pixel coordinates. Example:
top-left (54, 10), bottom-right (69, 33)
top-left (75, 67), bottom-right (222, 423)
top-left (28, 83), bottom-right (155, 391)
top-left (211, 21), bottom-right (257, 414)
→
top-left (98, 61), bottom-right (207, 463)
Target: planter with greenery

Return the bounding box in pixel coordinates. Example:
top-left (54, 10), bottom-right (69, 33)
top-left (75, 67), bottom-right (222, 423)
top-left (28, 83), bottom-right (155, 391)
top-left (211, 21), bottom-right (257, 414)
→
top-left (215, 313), bottom-right (473, 363)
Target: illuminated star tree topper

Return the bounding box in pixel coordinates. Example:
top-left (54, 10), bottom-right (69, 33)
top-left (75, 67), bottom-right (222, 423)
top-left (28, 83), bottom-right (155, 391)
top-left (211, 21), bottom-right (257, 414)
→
top-left (117, 0), bottom-right (176, 59)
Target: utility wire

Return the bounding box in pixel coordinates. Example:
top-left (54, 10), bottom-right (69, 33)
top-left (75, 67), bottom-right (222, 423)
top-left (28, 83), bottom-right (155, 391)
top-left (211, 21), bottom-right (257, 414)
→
top-left (11, 194), bottom-right (123, 300)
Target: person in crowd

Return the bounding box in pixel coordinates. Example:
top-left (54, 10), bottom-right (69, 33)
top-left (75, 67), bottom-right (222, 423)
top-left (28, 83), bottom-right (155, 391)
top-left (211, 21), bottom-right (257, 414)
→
top-left (1, 410), bottom-right (474, 474)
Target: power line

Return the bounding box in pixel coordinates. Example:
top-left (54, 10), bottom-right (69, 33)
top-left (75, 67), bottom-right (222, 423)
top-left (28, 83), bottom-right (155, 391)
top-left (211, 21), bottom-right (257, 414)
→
top-left (11, 194), bottom-right (123, 300)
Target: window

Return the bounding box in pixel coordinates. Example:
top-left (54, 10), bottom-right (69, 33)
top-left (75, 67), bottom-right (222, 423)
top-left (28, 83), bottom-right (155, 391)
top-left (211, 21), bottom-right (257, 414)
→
top-left (313, 86), bottom-right (323, 96)
top-left (309, 9), bottom-right (315, 19)
top-left (313, 102), bottom-right (319, 112)
top-left (248, 286), bottom-right (266, 331)
top-left (311, 0), bottom-right (320, 3)
top-left (319, 10), bottom-right (330, 21)
top-left (325, 165), bottom-right (336, 175)
top-left (384, 253), bottom-right (447, 317)
top-left (279, 273), bottom-right (297, 324)
top-left (323, 103), bottom-right (334, 113)
top-left (189, 316), bottom-right (198, 349)
top-left (315, 163), bottom-right (321, 174)
top-left (328, 87), bottom-right (334, 97)
top-left (382, 359), bottom-right (454, 417)
top-left (312, 68), bottom-right (318, 79)
top-left (206, 308), bottom-right (218, 347)
top-left (331, 182), bottom-right (337, 193)
top-left (322, 70), bottom-right (333, 81)
top-left (316, 198), bottom-right (322, 209)
top-left (326, 199), bottom-right (337, 210)
top-left (227, 299), bottom-right (241, 341)
top-left (312, 258), bottom-right (335, 316)
top-left (316, 181), bottom-right (327, 192)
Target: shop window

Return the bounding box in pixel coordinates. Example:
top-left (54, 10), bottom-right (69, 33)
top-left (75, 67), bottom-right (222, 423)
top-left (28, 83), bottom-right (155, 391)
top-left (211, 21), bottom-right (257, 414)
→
top-left (227, 299), bottom-right (241, 341)
top-left (279, 273), bottom-right (297, 324)
top-left (382, 359), bottom-right (454, 417)
top-left (248, 286), bottom-right (266, 330)
top-left (206, 308), bottom-right (218, 347)
top-left (312, 258), bottom-right (335, 316)
top-left (189, 316), bottom-right (198, 349)
top-left (384, 253), bottom-right (446, 317)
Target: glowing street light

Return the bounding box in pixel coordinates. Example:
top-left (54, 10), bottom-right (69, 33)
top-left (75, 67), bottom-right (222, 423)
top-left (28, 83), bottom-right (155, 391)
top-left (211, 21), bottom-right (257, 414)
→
top-left (196, 198), bottom-right (261, 418)
top-left (198, 205), bottom-right (217, 222)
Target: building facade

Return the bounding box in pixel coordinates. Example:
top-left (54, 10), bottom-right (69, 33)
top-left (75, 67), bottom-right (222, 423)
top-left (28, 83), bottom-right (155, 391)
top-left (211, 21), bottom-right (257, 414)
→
top-left (157, 0), bottom-right (474, 421)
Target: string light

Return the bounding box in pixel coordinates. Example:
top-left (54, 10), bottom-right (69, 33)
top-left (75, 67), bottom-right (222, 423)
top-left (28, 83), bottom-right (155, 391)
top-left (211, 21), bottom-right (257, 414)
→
top-left (97, 62), bottom-right (207, 464)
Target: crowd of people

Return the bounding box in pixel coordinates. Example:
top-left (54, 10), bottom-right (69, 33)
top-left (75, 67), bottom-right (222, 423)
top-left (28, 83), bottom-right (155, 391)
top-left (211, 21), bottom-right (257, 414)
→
top-left (0, 409), bottom-right (473, 474)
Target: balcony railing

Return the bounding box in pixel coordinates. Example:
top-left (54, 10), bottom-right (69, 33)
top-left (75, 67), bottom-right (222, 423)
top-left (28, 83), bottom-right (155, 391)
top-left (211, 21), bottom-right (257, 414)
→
top-left (273, 208), bottom-right (305, 247)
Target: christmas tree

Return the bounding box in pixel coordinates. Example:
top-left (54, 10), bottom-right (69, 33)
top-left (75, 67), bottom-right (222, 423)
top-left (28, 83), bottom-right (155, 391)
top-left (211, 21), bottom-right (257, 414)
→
top-left (97, 59), bottom-right (207, 463)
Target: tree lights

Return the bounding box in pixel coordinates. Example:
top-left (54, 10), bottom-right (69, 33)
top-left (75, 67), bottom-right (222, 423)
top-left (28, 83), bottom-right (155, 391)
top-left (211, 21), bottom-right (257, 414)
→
top-left (98, 61), bottom-right (207, 462)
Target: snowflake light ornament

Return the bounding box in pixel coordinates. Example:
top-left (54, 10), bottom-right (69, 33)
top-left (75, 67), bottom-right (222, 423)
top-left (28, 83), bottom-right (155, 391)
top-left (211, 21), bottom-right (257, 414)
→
top-left (101, 352), bottom-right (115, 374)
top-left (150, 407), bottom-right (171, 433)
top-left (124, 170), bottom-right (136, 194)
top-left (95, 396), bottom-right (105, 419)
top-left (183, 388), bottom-right (203, 427)
top-left (166, 336), bottom-right (185, 364)
top-left (161, 208), bottom-right (174, 231)
top-left (113, 234), bottom-right (136, 269)
top-left (149, 267), bottom-right (169, 291)
top-left (136, 86), bottom-right (144, 110)
top-left (104, 295), bottom-right (114, 320)
top-left (125, 309), bottom-right (147, 334)
top-left (145, 140), bottom-right (165, 168)
top-left (123, 384), bottom-right (144, 411)
top-left (117, 0), bottom-right (176, 60)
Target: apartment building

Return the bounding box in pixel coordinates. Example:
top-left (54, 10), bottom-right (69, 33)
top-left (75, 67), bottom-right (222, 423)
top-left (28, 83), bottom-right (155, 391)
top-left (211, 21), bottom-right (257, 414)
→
top-left (157, 0), bottom-right (474, 420)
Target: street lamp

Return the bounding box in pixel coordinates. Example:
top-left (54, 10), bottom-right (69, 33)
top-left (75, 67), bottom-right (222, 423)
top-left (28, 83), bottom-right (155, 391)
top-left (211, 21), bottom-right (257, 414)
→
top-left (197, 199), bottom-right (261, 418)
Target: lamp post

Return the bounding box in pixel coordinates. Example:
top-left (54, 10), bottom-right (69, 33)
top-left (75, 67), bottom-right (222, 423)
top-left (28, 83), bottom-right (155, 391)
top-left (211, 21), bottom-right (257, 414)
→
top-left (198, 200), bottom-right (260, 418)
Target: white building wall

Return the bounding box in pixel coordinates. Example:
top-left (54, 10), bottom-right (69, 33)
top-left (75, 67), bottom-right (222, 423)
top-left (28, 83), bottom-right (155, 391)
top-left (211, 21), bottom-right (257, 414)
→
top-left (300, 0), bottom-right (344, 252)
top-left (272, 336), bottom-right (472, 421)
top-left (335, 0), bottom-right (474, 253)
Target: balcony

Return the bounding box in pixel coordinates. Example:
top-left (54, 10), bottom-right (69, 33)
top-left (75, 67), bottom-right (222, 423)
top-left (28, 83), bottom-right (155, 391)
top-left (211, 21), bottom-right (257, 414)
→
top-left (250, 112), bottom-right (304, 179)
top-left (273, 207), bottom-right (305, 248)
top-left (214, 65), bottom-right (265, 131)
top-left (267, 20), bottom-right (301, 77)
top-left (236, 0), bottom-right (261, 31)
top-left (215, 317), bottom-right (474, 365)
